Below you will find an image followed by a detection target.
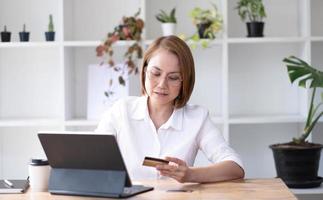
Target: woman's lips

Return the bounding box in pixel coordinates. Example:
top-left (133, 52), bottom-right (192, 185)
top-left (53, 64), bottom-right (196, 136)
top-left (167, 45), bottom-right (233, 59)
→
top-left (154, 91), bottom-right (168, 96)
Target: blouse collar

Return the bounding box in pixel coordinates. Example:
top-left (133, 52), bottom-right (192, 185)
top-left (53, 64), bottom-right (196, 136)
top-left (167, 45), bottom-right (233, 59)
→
top-left (130, 96), bottom-right (183, 131)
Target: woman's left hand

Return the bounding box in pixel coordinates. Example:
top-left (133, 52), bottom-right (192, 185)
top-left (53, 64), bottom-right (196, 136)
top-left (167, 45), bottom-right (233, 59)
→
top-left (156, 157), bottom-right (192, 183)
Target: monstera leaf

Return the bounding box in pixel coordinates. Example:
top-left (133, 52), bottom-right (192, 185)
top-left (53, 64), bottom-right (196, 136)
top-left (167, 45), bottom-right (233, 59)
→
top-left (283, 56), bottom-right (323, 88)
top-left (283, 56), bottom-right (323, 144)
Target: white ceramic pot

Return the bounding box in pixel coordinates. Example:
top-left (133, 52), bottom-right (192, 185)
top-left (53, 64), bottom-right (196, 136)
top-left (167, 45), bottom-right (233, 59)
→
top-left (161, 23), bottom-right (176, 36)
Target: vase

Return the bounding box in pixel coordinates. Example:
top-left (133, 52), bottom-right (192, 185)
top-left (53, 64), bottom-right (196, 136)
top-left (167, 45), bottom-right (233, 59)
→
top-left (161, 23), bottom-right (176, 36)
top-left (270, 143), bottom-right (323, 188)
top-left (19, 32), bottom-right (30, 42)
top-left (197, 22), bottom-right (212, 39)
top-left (246, 22), bottom-right (264, 37)
top-left (45, 32), bottom-right (55, 41)
top-left (1, 31), bottom-right (11, 42)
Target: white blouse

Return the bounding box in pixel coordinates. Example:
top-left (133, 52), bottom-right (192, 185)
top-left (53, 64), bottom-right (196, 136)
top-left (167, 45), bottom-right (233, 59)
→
top-left (95, 96), bottom-right (243, 180)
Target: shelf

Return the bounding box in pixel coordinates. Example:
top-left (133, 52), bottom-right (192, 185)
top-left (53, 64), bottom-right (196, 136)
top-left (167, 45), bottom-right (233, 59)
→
top-left (144, 39), bottom-right (223, 47)
top-left (0, 42), bottom-right (60, 48)
top-left (0, 37), bottom-right (311, 48)
top-left (227, 37), bottom-right (307, 44)
top-left (63, 39), bottom-right (222, 48)
top-left (311, 37), bottom-right (323, 42)
top-left (210, 116), bottom-right (224, 124)
top-left (0, 37), bottom-right (308, 48)
top-left (4, 116), bottom-right (316, 127)
top-left (65, 116), bottom-right (224, 127)
top-left (229, 115), bottom-right (305, 124)
top-left (63, 40), bottom-right (140, 48)
top-left (187, 39), bottom-right (223, 47)
top-left (0, 119), bottom-right (99, 127)
top-left (291, 185), bottom-right (323, 195)
top-left (0, 118), bottom-right (62, 127)
top-left (63, 41), bottom-right (100, 47)
top-left (64, 119), bottom-right (99, 127)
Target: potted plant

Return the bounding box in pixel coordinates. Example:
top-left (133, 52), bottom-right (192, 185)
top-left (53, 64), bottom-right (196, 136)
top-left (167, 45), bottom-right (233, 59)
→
top-left (236, 0), bottom-right (266, 37)
top-left (270, 56), bottom-right (323, 188)
top-left (189, 3), bottom-right (222, 39)
top-left (155, 7), bottom-right (177, 36)
top-left (96, 9), bottom-right (144, 95)
top-left (45, 14), bottom-right (55, 41)
top-left (19, 24), bottom-right (30, 42)
top-left (1, 25), bottom-right (11, 42)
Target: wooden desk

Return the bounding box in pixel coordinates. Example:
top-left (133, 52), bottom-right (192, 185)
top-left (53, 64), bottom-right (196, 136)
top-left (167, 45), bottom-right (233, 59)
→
top-left (0, 178), bottom-right (296, 200)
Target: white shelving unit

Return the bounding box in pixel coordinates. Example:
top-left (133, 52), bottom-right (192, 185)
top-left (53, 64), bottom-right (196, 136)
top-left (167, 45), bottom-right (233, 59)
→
top-left (0, 0), bottom-right (322, 196)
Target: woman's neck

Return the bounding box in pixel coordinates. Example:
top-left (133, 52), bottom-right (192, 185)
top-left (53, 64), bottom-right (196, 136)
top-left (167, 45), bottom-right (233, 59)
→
top-left (147, 99), bottom-right (174, 130)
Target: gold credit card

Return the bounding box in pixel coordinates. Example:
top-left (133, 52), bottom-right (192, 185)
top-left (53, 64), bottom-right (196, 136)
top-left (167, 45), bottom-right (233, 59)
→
top-left (142, 156), bottom-right (169, 167)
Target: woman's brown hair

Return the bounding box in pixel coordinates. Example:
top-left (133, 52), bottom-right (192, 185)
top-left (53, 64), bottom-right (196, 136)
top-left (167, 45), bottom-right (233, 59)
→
top-left (140, 36), bottom-right (195, 108)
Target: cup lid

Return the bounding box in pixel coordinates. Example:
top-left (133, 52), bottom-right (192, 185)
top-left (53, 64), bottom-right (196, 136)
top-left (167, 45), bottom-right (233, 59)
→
top-left (30, 158), bottom-right (49, 166)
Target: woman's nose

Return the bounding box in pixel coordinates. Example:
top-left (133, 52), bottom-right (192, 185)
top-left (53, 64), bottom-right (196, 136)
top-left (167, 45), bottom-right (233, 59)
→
top-left (157, 75), bottom-right (168, 87)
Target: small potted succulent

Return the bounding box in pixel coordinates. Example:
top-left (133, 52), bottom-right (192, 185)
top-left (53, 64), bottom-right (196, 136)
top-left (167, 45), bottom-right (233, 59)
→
top-left (45, 14), bottom-right (55, 41)
top-left (19, 24), bottom-right (30, 42)
top-left (1, 25), bottom-right (11, 42)
top-left (155, 7), bottom-right (177, 36)
top-left (270, 56), bottom-right (323, 188)
top-left (189, 3), bottom-right (222, 39)
top-left (236, 0), bottom-right (266, 37)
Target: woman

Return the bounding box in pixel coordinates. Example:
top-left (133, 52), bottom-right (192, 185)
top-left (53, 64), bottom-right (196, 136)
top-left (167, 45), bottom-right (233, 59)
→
top-left (96, 35), bottom-right (244, 183)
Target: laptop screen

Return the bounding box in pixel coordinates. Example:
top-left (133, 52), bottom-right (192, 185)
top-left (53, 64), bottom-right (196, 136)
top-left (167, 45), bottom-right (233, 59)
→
top-left (38, 132), bottom-right (132, 187)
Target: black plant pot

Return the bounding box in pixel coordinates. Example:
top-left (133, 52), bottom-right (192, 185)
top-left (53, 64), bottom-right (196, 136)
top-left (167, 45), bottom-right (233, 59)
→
top-left (246, 22), bottom-right (264, 37)
top-left (45, 32), bottom-right (55, 41)
top-left (270, 143), bottom-right (323, 188)
top-left (19, 32), bottom-right (30, 42)
top-left (197, 22), bottom-right (211, 39)
top-left (1, 32), bottom-right (11, 42)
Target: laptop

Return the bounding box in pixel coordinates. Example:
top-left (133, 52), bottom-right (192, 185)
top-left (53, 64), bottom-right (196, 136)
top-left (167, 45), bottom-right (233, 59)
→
top-left (38, 131), bottom-right (153, 198)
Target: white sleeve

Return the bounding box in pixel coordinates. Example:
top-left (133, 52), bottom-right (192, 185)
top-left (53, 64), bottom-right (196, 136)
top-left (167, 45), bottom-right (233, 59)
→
top-left (94, 100), bottom-right (122, 136)
top-left (197, 114), bottom-right (244, 169)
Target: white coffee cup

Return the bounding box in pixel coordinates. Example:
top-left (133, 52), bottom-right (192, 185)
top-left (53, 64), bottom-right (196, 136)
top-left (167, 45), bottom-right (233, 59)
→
top-left (28, 159), bottom-right (51, 192)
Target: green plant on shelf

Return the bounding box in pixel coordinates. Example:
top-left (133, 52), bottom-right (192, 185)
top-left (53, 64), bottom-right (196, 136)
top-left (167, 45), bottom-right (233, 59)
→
top-left (48, 14), bottom-right (54, 32)
top-left (22, 24), bottom-right (26, 32)
top-left (283, 56), bottom-right (323, 144)
top-left (181, 3), bottom-right (222, 49)
top-left (236, 0), bottom-right (266, 22)
top-left (189, 3), bottom-right (222, 40)
top-left (155, 7), bottom-right (177, 23)
top-left (96, 9), bottom-right (144, 88)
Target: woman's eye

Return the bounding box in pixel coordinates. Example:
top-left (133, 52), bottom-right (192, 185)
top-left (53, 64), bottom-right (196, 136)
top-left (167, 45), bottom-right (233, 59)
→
top-left (168, 76), bottom-right (180, 81)
top-left (151, 71), bottom-right (160, 76)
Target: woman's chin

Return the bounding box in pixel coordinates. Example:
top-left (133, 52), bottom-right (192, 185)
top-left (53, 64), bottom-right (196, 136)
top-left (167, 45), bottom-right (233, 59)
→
top-left (150, 94), bottom-right (175, 105)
